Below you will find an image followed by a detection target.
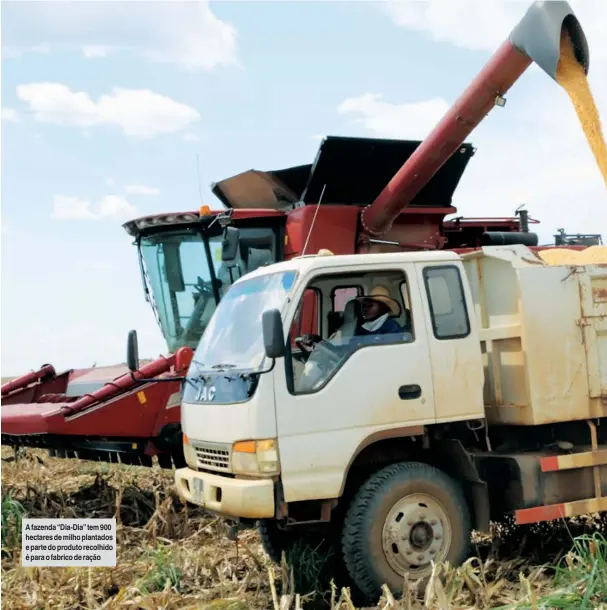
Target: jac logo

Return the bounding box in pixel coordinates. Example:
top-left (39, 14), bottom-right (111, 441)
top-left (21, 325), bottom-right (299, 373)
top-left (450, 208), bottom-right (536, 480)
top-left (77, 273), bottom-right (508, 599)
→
top-left (196, 385), bottom-right (216, 402)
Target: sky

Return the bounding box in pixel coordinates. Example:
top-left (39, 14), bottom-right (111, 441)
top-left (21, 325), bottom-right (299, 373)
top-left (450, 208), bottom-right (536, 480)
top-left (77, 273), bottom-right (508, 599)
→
top-left (1, 0), bottom-right (607, 376)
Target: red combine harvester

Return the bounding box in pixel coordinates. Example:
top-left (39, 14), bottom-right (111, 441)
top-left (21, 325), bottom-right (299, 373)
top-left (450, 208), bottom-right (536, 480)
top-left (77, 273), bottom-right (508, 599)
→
top-left (1, 0), bottom-right (597, 469)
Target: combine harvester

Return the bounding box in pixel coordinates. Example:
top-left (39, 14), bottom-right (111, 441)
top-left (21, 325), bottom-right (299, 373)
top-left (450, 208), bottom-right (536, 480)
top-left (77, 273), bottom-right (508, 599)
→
top-left (2, 0), bottom-right (603, 472)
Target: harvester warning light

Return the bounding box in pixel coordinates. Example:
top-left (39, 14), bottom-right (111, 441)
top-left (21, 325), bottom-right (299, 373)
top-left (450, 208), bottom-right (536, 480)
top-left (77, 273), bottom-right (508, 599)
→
top-left (200, 204), bottom-right (211, 216)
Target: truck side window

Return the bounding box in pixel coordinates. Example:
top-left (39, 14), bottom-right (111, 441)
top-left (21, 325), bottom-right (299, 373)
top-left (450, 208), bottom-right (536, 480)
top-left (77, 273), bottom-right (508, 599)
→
top-left (287, 270), bottom-right (413, 395)
top-left (423, 265), bottom-right (470, 339)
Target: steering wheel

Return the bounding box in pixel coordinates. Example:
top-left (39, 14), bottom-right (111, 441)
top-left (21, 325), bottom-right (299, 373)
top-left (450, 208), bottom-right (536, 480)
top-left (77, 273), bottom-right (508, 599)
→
top-left (295, 334), bottom-right (321, 354)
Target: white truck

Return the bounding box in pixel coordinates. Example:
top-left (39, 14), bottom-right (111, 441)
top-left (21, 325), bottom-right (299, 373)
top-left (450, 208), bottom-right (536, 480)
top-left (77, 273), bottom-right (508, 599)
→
top-left (174, 245), bottom-right (607, 600)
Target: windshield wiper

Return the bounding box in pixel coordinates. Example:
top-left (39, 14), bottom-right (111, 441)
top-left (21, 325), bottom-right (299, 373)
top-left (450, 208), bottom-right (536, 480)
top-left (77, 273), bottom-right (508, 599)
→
top-left (211, 363), bottom-right (237, 370)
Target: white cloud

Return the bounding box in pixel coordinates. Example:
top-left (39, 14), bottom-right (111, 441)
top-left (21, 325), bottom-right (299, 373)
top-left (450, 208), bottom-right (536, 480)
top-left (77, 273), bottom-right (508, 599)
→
top-left (52, 194), bottom-right (137, 221)
top-left (82, 45), bottom-right (110, 59)
top-left (125, 184), bottom-right (160, 196)
top-left (16, 83), bottom-right (201, 138)
top-left (2, 0), bottom-right (239, 72)
top-left (382, 0), bottom-right (524, 53)
top-left (338, 93), bottom-right (449, 140)
top-left (383, 0), bottom-right (607, 61)
top-left (1, 107), bottom-right (19, 122)
top-left (183, 132), bottom-right (200, 142)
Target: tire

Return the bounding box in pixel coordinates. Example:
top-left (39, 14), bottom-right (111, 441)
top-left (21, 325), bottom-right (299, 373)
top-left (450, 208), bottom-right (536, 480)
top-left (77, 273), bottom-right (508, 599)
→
top-left (341, 461), bottom-right (471, 602)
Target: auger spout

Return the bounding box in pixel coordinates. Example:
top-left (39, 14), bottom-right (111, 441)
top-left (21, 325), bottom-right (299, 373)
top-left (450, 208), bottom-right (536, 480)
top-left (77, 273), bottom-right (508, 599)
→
top-left (360, 0), bottom-right (589, 237)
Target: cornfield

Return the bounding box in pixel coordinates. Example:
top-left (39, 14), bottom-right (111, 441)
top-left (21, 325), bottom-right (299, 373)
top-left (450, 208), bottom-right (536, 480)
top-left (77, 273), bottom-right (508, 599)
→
top-left (1, 446), bottom-right (606, 610)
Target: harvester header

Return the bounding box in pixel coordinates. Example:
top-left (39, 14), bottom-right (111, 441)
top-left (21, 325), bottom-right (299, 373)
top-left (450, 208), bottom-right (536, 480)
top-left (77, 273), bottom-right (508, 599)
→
top-left (361, 0), bottom-right (589, 237)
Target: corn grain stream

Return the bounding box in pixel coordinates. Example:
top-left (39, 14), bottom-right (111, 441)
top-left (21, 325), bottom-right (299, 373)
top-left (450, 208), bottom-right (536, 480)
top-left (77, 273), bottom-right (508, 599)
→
top-left (556, 29), bottom-right (607, 190)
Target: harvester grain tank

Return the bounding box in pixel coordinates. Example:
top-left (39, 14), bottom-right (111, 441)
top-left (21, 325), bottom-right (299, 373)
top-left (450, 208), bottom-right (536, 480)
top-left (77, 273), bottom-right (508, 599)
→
top-left (1, 0), bottom-right (598, 475)
top-left (171, 0), bottom-right (606, 602)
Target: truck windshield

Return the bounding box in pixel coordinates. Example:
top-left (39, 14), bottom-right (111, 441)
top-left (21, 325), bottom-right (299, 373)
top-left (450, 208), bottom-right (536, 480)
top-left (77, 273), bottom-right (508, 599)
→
top-left (138, 227), bottom-right (278, 353)
top-left (190, 270), bottom-right (297, 374)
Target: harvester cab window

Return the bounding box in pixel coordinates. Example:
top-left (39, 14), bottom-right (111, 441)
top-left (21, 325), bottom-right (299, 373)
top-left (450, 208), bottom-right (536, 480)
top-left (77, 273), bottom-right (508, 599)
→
top-left (138, 226), bottom-right (280, 354)
top-left (422, 265), bottom-right (470, 340)
top-left (287, 269), bottom-right (414, 394)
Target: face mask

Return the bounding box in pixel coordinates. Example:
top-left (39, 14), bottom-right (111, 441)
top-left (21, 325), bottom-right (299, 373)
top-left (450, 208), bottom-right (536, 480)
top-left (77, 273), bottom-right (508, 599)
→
top-left (362, 313), bottom-right (388, 332)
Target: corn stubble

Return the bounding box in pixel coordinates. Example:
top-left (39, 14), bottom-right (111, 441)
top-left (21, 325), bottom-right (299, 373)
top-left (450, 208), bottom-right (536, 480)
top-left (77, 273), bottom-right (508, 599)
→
top-left (2, 447), bottom-right (606, 610)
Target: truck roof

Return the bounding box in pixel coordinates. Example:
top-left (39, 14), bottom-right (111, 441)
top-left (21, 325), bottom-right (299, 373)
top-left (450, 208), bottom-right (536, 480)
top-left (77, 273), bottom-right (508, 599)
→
top-left (233, 249), bottom-right (462, 285)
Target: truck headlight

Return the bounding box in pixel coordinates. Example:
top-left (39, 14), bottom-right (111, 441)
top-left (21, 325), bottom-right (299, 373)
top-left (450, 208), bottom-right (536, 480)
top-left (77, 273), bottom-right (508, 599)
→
top-left (182, 433), bottom-right (198, 469)
top-left (232, 439), bottom-right (280, 476)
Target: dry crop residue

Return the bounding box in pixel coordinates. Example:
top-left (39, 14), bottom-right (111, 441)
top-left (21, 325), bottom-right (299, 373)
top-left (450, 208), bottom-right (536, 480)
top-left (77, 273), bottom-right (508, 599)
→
top-left (2, 447), bottom-right (607, 608)
top-left (556, 29), bottom-right (607, 190)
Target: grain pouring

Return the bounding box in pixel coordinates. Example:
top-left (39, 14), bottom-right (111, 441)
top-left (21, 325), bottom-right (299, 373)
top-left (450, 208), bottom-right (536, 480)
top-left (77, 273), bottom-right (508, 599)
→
top-left (556, 29), bottom-right (607, 190)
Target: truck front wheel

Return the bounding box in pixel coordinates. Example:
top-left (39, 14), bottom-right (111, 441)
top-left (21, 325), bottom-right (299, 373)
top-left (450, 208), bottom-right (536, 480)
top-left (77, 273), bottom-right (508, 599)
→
top-left (341, 461), bottom-right (471, 601)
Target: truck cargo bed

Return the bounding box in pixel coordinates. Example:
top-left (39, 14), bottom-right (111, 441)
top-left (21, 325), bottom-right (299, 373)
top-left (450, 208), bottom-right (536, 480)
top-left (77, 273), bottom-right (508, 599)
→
top-left (461, 245), bottom-right (607, 425)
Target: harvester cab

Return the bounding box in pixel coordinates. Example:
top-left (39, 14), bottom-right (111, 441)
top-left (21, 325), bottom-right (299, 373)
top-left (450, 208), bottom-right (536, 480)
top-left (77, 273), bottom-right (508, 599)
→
top-left (123, 205), bottom-right (284, 353)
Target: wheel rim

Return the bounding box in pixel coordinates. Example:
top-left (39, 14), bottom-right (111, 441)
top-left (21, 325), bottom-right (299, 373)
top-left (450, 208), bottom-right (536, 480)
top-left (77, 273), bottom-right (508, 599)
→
top-left (381, 493), bottom-right (452, 577)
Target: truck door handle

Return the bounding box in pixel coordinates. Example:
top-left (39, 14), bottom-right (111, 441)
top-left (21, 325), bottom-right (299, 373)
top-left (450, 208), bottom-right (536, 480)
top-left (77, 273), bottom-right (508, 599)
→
top-left (399, 385), bottom-right (421, 400)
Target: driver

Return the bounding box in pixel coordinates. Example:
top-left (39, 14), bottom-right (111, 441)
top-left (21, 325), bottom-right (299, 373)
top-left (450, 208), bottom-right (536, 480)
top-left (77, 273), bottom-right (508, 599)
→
top-left (300, 285), bottom-right (406, 351)
top-left (353, 285), bottom-right (403, 338)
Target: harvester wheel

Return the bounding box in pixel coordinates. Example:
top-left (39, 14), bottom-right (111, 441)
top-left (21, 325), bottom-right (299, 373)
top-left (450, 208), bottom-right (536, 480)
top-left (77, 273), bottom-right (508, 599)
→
top-left (258, 518), bottom-right (356, 596)
top-left (341, 461), bottom-right (471, 602)
top-left (258, 519), bottom-right (311, 564)
top-left (157, 453), bottom-right (173, 469)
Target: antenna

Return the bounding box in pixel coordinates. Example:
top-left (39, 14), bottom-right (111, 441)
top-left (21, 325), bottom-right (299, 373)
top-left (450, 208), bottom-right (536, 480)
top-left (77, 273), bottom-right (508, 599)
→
top-left (196, 153), bottom-right (204, 204)
top-left (301, 184), bottom-right (326, 257)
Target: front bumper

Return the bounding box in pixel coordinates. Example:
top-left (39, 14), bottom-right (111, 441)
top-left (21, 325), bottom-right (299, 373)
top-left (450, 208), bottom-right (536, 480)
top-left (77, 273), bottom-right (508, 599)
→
top-left (174, 467), bottom-right (276, 519)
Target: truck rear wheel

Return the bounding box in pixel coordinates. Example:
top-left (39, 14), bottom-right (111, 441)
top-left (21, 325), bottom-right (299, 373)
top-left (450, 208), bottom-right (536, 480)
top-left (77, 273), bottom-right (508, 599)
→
top-left (341, 461), bottom-right (471, 601)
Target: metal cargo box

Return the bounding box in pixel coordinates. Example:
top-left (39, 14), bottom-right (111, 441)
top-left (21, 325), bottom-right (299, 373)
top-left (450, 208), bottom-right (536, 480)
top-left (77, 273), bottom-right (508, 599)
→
top-left (461, 245), bottom-right (607, 425)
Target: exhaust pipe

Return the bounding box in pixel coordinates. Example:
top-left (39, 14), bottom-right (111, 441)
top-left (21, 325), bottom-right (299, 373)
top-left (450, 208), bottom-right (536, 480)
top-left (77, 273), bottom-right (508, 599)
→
top-left (360, 1), bottom-right (589, 237)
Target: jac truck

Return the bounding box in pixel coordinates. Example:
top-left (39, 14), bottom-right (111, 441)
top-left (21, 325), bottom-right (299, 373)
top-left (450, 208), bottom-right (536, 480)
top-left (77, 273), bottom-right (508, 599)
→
top-left (169, 243), bottom-right (606, 600)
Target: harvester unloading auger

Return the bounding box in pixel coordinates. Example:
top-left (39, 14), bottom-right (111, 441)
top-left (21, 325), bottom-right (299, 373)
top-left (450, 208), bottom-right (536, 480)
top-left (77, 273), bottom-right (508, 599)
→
top-left (2, 0), bottom-right (598, 469)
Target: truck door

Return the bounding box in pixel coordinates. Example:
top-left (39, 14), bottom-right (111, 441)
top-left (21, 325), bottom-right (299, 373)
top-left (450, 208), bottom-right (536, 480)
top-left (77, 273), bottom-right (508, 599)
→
top-left (272, 263), bottom-right (435, 504)
top-left (417, 262), bottom-right (485, 422)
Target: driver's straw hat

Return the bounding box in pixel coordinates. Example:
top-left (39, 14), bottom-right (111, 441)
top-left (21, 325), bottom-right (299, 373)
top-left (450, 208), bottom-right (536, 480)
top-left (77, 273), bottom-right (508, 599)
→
top-left (356, 285), bottom-right (401, 317)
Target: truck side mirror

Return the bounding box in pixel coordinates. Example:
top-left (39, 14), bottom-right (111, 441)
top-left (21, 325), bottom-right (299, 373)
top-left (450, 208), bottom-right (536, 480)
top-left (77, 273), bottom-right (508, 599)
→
top-left (222, 226), bottom-right (240, 262)
top-left (127, 329), bottom-right (140, 372)
top-left (262, 309), bottom-right (285, 359)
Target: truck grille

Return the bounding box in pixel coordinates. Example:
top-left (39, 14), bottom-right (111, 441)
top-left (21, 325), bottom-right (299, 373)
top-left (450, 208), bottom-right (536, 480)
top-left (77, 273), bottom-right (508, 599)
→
top-left (193, 442), bottom-right (231, 472)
